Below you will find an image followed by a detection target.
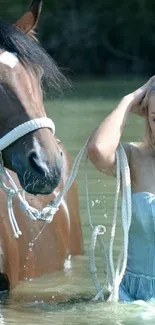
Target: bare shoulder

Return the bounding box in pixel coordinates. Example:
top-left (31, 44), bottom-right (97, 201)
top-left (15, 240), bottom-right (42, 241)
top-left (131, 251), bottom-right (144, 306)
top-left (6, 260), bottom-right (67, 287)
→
top-left (123, 142), bottom-right (141, 156)
top-left (122, 142), bottom-right (149, 168)
top-left (104, 142), bottom-right (142, 177)
top-left (126, 142), bottom-right (151, 158)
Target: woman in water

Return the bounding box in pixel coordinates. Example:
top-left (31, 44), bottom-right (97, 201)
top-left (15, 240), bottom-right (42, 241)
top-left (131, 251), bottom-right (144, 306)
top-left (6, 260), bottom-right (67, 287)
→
top-left (87, 76), bottom-right (155, 302)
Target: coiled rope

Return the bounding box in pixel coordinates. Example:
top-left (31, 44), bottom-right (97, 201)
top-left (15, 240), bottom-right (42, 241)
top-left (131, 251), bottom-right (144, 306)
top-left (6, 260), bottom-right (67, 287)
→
top-left (0, 131), bottom-right (132, 302)
top-left (85, 144), bottom-right (132, 302)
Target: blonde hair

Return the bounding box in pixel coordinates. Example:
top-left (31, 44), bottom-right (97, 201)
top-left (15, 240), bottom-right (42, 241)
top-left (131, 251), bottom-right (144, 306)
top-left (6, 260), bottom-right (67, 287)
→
top-left (141, 87), bottom-right (155, 148)
top-left (143, 117), bottom-right (155, 147)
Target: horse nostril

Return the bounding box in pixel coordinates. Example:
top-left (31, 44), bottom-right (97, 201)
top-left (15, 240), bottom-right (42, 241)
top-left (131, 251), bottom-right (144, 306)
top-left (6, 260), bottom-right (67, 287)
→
top-left (28, 151), bottom-right (46, 176)
top-left (60, 151), bottom-right (63, 157)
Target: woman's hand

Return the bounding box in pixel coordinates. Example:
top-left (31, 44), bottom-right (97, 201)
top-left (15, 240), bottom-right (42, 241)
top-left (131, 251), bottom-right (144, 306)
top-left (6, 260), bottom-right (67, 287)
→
top-left (123, 76), bottom-right (155, 116)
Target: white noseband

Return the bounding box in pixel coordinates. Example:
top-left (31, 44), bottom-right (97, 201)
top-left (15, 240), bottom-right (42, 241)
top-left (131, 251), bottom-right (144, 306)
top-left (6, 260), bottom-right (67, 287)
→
top-left (0, 117), bottom-right (55, 151)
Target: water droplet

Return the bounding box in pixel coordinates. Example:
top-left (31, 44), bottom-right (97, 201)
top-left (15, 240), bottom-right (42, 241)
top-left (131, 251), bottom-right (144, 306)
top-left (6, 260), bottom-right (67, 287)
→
top-left (28, 242), bottom-right (34, 247)
top-left (64, 255), bottom-right (72, 271)
top-left (91, 201), bottom-right (95, 207)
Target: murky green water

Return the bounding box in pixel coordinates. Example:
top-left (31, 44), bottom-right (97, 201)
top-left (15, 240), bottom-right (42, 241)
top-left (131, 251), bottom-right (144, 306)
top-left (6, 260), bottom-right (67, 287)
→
top-left (2, 79), bottom-right (155, 325)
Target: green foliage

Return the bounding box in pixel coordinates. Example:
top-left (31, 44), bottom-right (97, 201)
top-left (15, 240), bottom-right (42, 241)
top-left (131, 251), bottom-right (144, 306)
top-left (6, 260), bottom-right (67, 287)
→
top-left (1, 0), bottom-right (155, 76)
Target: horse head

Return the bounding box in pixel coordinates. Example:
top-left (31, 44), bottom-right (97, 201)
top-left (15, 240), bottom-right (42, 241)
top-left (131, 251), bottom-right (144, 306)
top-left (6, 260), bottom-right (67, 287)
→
top-left (0, 1), bottom-right (65, 195)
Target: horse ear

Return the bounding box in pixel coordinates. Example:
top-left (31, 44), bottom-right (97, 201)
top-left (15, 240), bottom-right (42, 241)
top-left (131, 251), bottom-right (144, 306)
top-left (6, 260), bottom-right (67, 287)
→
top-left (14, 0), bottom-right (43, 33)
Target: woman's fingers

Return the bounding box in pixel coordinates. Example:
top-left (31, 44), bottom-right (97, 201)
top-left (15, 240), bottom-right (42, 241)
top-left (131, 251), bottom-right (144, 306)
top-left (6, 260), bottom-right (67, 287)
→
top-left (131, 76), bottom-right (155, 116)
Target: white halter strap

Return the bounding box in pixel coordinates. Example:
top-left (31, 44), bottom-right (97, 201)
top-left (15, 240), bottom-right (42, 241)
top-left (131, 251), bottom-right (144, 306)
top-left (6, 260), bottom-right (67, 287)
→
top-left (0, 116), bottom-right (57, 239)
top-left (0, 117), bottom-right (55, 151)
top-left (0, 118), bottom-right (131, 303)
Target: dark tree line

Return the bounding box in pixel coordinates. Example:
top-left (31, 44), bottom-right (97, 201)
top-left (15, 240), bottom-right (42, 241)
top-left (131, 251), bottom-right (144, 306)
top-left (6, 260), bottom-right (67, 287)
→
top-left (1, 0), bottom-right (155, 76)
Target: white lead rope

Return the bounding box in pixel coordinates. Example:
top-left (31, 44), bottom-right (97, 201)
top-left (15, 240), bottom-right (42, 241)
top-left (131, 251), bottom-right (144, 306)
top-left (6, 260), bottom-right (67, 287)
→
top-left (43, 140), bottom-right (132, 303)
top-left (0, 138), bottom-right (90, 238)
top-left (84, 144), bottom-right (132, 302)
top-left (108, 144), bottom-right (132, 301)
top-left (0, 117), bottom-right (56, 238)
top-left (0, 116), bottom-right (131, 302)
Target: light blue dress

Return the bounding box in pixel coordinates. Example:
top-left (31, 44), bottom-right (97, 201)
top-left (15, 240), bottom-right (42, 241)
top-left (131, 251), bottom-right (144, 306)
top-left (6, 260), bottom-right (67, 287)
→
top-left (119, 192), bottom-right (155, 302)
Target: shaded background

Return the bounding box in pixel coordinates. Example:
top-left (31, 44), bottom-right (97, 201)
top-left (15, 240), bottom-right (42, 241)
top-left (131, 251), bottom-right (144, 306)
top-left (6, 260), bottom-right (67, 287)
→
top-left (1, 0), bottom-right (154, 78)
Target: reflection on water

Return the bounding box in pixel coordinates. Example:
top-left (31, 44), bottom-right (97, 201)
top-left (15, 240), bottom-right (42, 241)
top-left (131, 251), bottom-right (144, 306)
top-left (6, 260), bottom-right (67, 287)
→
top-left (3, 79), bottom-right (154, 324)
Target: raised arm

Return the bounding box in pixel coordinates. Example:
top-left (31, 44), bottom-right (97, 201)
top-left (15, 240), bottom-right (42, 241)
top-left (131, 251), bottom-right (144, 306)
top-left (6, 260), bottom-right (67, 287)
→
top-left (87, 78), bottom-right (154, 173)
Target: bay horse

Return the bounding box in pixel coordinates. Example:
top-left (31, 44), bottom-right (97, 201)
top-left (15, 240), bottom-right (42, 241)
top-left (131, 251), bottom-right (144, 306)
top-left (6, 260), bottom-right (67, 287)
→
top-left (0, 0), bottom-right (83, 292)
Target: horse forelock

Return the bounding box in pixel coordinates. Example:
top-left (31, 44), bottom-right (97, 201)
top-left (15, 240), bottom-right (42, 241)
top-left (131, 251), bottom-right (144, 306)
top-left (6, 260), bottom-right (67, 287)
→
top-left (0, 20), bottom-right (67, 94)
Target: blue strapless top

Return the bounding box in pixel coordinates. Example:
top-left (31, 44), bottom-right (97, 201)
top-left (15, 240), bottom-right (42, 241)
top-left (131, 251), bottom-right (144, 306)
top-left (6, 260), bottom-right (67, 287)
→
top-left (120, 192), bottom-right (155, 301)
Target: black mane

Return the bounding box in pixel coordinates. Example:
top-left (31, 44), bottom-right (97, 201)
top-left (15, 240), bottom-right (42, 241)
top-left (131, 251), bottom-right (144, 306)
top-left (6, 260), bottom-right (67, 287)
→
top-left (0, 20), bottom-right (67, 93)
